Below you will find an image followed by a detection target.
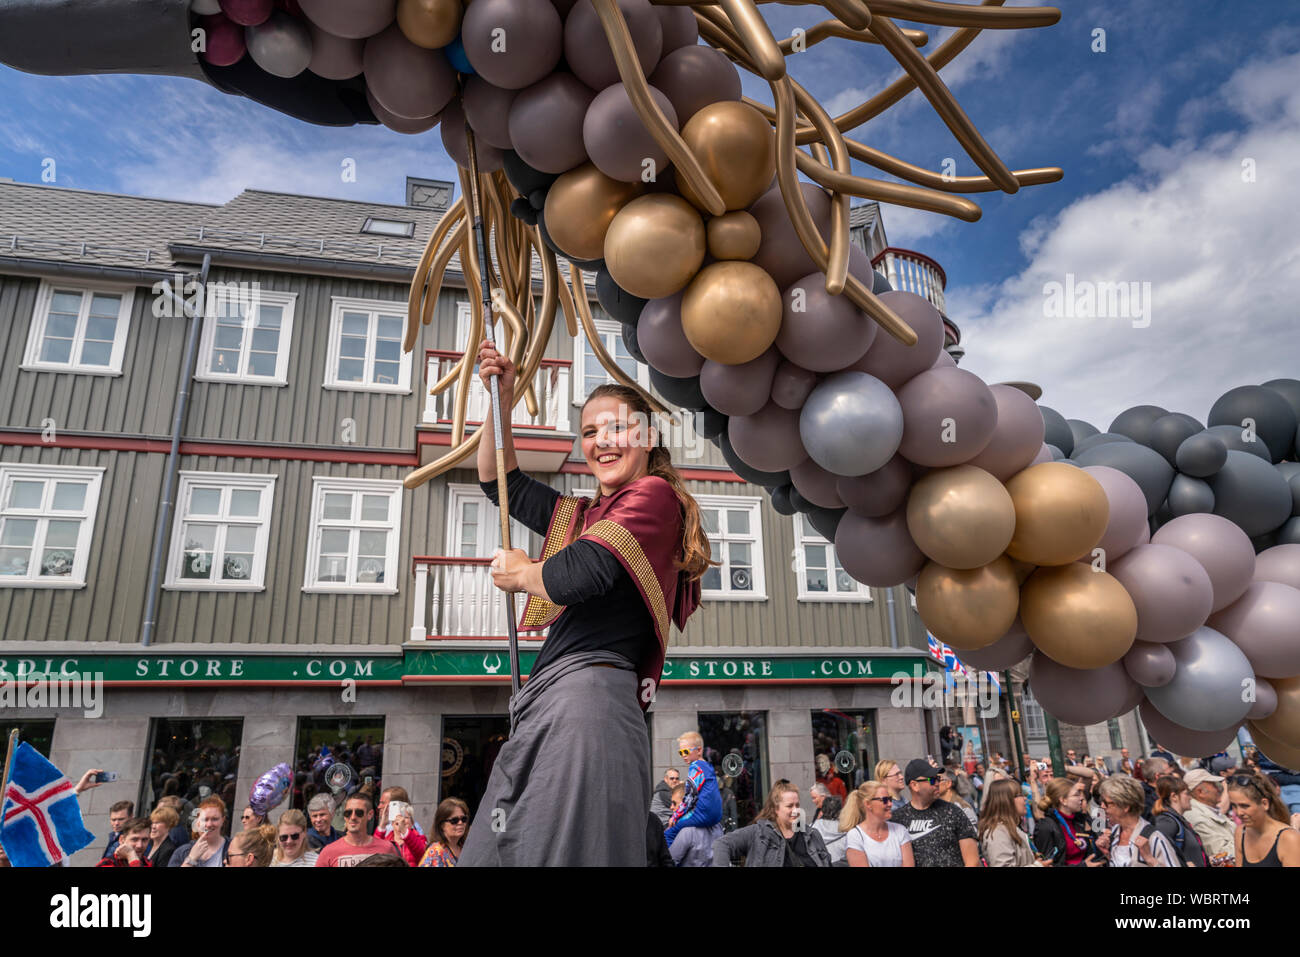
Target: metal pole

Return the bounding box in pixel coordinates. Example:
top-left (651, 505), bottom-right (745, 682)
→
top-left (465, 126), bottom-right (521, 698)
top-left (1, 728), bottom-right (18, 803)
top-left (1003, 669), bottom-right (1025, 778)
top-left (1045, 713), bottom-right (1065, 777)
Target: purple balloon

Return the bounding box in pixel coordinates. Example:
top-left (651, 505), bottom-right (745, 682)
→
top-left (1138, 703), bottom-right (1240, 757)
top-left (771, 360), bottom-right (817, 410)
top-left (1083, 465), bottom-right (1149, 562)
top-left (791, 458), bottom-right (845, 509)
top-left (1248, 676), bottom-right (1278, 719)
top-left (565, 0), bottom-right (664, 92)
top-left (729, 401), bottom-right (808, 472)
top-left (835, 454), bottom-right (912, 518)
top-left (249, 761), bottom-right (293, 816)
top-left (584, 82), bottom-right (677, 183)
top-left (364, 24), bottom-right (456, 120)
top-left (1028, 654), bottom-right (1140, 726)
top-left (508, 73), bottom-right (596, 175)
top-left (1254, 544), bottom-right (1300, 589)
top-left (1151, 512), bottom-right (1256, 612)
top-left (835, 506), bottom-right (926, 587)
top-left (440, 99), bottom-right (504, 172)
top-left (953, 618), bottom-right (1034, 671)
top-left (776, 272), bottom-right (876, 373)
top-left (301, 0), bottom-right (395, 38)
top-left (1123, 640), bottom-right (1177, 687)
top-left (749, 182), bottom-right (833, 289)
top-left (896, 366), bottom-right (997, 467)
top-left (848, 291), bottom-right (945, 389)
top-left (307, 21), bottom-right (364, 79)
top-left (463, 77), bottom-right (519, 150)
top-left (648, 45), bottom-right (741, 125)
top-left (699, 348), bottom-right (778, 417)
top-left (637, 292), bottom-right (703, 377)
top-left (656, 2), bottom-right (698, 51)
top-left (1108, 544), bottom-right (1214, 644)
top-left (1207, 580), bottom-right (1300, 678)
top-left (965, 384), bottom-right (1046, 481)
top-left (464, 0), bottom-right (564, 90)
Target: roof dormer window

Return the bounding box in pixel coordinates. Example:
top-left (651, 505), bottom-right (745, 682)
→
top-left (361, 217), bottom-right (414, 238)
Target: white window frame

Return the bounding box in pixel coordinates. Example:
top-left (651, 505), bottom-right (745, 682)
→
top-left (572, 317), bottom-right (649, 406)
top-left (446, 483), bottom-right (535, 557)
top-left (0, 464), bottom-right (105, 588)
top-left (696, 494), bottom-right (766, 601)
top-left (195, 288), bottom-right (297, 386)
top-left (22, 280), bottom-right (135, 375)
top-left (792, 514), bottom-right (872, 602)
top-left (324, 296), bottom-right (413, 394)
top-left (1022, 689), bottom-right (1048, 739)
top-left (302, 477), bottom-right (403, 594)
top-left (163, 471), bottom-right (278, 591)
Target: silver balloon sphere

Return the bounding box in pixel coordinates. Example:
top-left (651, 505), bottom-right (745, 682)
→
top-left (246, 12), bottom-right (313, 79)
top-left (799, 371), bottom-right (904, 477)
top-left (1144, 625), bottom-right (1254, 732)
top-left (192, 0), bottom-right (223, 13)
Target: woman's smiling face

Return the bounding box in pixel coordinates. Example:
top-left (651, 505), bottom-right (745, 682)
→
top-left (581, 395), bottom-right (653, 494)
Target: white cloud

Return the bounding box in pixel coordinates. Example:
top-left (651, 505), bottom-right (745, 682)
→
top-left (954, 50), bottom-right (1300, 429)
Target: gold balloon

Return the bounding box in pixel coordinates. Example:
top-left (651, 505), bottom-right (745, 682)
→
top-left (1247, 720), bottom-right (1300, 768)
top-left (603, 194), bottom-right (706, 300)
top-left (1009, 556), bottom-right (1036, 584)
top-left (906, 465), bottom-right (1016, 569)
top-left (677, 101), bottom-right (777, 212)
top-left (680, 261), bottom-right (782, 365)
top-left (915, 556), bottom-right (1020, 651)
top-left (1248, 675), bottom-right (1300, 748)
top-left (1020, 564), bottom-right (1137, 668)
top-left (706, 210), bottom-right (762, 261)
top-left (397, 0), bottom-right (463, 49)
top-left (544, 163), bottom-right (641, 264)
top-left (1005, 462), bottom-right (1109, 565)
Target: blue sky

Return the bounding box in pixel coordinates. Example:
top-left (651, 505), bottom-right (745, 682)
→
top-left (2, 0), bottom-right (1298, 425)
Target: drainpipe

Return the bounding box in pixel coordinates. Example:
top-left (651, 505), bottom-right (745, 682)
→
top-left (141, 255), bottom-right (210, 646)
top-left (884, 586), bottom-right (900, 649)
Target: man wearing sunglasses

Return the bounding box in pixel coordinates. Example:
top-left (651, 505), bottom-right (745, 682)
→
top-left (315, 794), bottom-right (400, 867)
top-left (664, 733), bottom-right (722, 851)
top-left (1182, 769), bottom-right (1235, 866)
top-left (890, 759), bottom-right (979, 867)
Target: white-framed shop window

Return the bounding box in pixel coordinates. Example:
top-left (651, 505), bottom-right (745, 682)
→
top-left (324, 297), bottom-right (412, 392)
top-left (793, 514), bottom-right (872, 601)
top-left (196, 287), bottom-right (297, 385)
top-left (697, 494), bottom-right (766, 600)
top-left (0, 464), bottom-right (105, 587)
top-left (22, 280), bottom-right (135, 375)
top-left (572, 318), bottom-right (649, 404)
top-left (303, 477), bottom-right (402, 593)
top-left (1022, 689), bottom-right (1048, 739)
top-left (446, 483), bottom-right (534, 557)
top-left (164, 472), bottom-right (277, 590)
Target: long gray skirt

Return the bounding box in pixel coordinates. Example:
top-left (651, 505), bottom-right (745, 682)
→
top-left (458, 651), bottom-right (651, 867)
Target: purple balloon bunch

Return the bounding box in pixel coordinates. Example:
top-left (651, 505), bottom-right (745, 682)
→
top-left (249, 761), bottom-right (294, 817)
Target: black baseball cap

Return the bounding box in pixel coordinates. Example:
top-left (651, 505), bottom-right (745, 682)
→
top-left (905, 758), bottom-right (944, 784)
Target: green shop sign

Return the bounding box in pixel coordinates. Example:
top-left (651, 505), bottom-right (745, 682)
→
top-left (0, 651), bottom-right (938, 686)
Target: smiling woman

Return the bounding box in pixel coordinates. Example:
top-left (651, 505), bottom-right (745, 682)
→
top-left (457, 339), bottom-right (711, 867)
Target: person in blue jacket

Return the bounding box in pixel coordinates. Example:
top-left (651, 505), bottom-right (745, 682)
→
top-left (664, 732), bottom-right (722, 847)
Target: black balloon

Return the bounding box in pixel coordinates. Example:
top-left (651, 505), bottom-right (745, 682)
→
top-left (770, 484), bottom-right (797, 516)
top-left (1207, 450), bottom-right (1293, 537)
top-left (872, 270), bottom-right (892, 294)
top-left (1261, 378), bottom-right (1300, 421)
top-left (1109, 404), bottom-right (1168, 446)
top-left (806, 505), bottom-right (848, 541)
top-left (789, 488), bottom-right (812, 513)
top-left (596, 268), bottom-right (649, 324)
top-left (1073, 431), bottom-right (1134, 455)
top-left (622, 322), bottom-right (646, 364)
top-left (1038, 405), bottom-right (1074, 456)
top-left (1074, 440), bottom-right (1175, 515)
top-left (528, 188), bottom-right (547, 211)
top-left (719, 429), bottom-right (791, 486)
top-left (1205, 424), bottom-right (1271, 461)
top-left (694, 406), bottom-right (727, 439)
top-left (1208, 385), bottom-right (1298, 463)
top-left (509, 196), bottom-right (538, 225)
top-left (503, 150), bottom-right (558, 197)
top-left (649, 366), bottom-right (708, 411)
top-left (1148, 412), bottom-right (1204, 465)
top-left (1067, 418), bottom-right (1100, 449)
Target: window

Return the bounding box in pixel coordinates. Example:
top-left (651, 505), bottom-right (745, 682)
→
top-left (794, 514), bottom-right (871, 601)
top-left (1022, 689), bottom-right (1047, 739)
top-left (3, 720), bottom-right (55, 758)
top-left (164, 472), bottom-right (277, 590)
top-left (303, 478), bottom-right (402, 593)
top-left (23, 281), bottom-right (134, 374)
top-left (573, 318), bottom-right (648, 404)
top-left (361, 217), bottom-right (415, 238)
top-left (698, 711), bottom-right (769, 830)
top-left (697, 495), bottom-right (765, 600)
top-left (142, 718), bottom-right (244, 828)
top-left (196, 287), bottom-right (296, 385)
top-left (446, 484), bottom-right (533, 557)
top-left (441, 716), bottom-right (511, 820)
top-left (0, 464), bottom-right (105, 587)
top-left (325, 297), bottom-right (411, 392)
top-left (293, 717), bottom-right (387, 813)
top-left (1107, 717), bottom-right (1125, 750)
top-left (812, 709), bottom-right (878, 797)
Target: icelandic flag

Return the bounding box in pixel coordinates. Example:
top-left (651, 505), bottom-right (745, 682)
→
top-left (1, 742), bottom-right (96, 867)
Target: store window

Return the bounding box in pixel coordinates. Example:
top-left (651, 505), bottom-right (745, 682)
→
top-left (441, 716), bottom-right (510, 821)
top-left (3, 719), bottom-right (55, 757)
top-left (142, 719), bottom-right (244, 833)
top-left (1107, 717), bottom-right (1125, 750)
top-left (293, 716), bottom-right (386, 813)
top-left (811, 709), bottom-right (878, 800)
top-left (698, 711), bottom-right (768, 830)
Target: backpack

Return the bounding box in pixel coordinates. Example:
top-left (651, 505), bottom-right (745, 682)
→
top-left (1156, 811), bottom-right (1207, 868)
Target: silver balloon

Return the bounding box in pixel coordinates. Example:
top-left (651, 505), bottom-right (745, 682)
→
top-left (1167, 474), bottom-right (1214, 516)
top-left (799, 371), bottom-right (904, 477)
top-left (246, 11), bottom-right (313, 78)
top-left (1247, 676), bottom-right (1278, 720)
top-left (1143, 626), bottom-right (1254, 732)
top-left (1122, 641), bottom-right (1176, 687)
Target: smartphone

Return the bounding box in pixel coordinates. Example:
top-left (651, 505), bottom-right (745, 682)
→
top-left (1036, 762), bottom-right (1047, 771)
top-left (94, 771), bottom-right (118, 783)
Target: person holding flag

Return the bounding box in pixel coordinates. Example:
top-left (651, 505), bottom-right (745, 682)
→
top-left (1, 733), bottom-right (97, 868)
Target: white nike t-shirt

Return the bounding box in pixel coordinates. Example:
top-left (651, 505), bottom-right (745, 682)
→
top-left (845, 822), bottom-right (912, 867)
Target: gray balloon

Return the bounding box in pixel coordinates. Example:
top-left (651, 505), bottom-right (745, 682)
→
top-left (1151, 512), bottom-right (1256, 612)
top-left (1207, 450), bottom-right (1292, 537)
top-left (464, 0), bottom-right (563, 90)
top-left (307, 21), bottom-right (363, 80)
top-left (849, 292), bottom-right (945, 389)
top-left (440, 100), bottom-right (504, 172)
top-left (731, 401), bottom-right (809, 472)
top-left (565, 0), bottom-right (663, 92)
top-left (1109, 543), bottom-right (1214, 644)
top-left (1138, 703), bottom-right (1240, 757)
top-left (1175, 431), bottom-right (1229, 477)
top-left (700, 348), bottom-right (778, 417)
top-left (1067, 418), bottom-right (1100, 448)
top-left (1074, 441), bottom-right (1175, 515)
top-left (896, 367), bottom-right (998, 468)
top-left (1205, 423), bottom-right (1271, 461)
top-left (656, 2), bottom-right (698, 51)
top-left (583, 82), bottom-right (677, 183)
top-left (749, 182), bottom-right (833, 290)
top-left (1254, 543), bottom-right (1300, 589)
top-left (637, 292), bottom-right (702, 377)
top-left (1030, 444), bottom-right (1053, 465)
top-left (1028, 655), bottom-right (1140, 727)
top-left (247, 11), bottom-right (313, 77)
top-left (953, 619), bottom-right (1033, 671)
top-left (1206, 580), bottom-right (1300, 678)
top-left (1247, 677), bottom-right (1278, 720)
top-left (508, 73), bottom-right (595, 175)
top-left (1046, 443), bottom-right (1066, 461)
top-left (778, 273), bottom-right (877, 373)
top-left (1292, 473), bottom-right (1300, 513)
top-left (1109, 404), bottom-right (1168, 446)
top-left (965, 384), bottom-right (1047, 481)
top-left (1144, 626), bottom-right (1254, 731)
top-left (835, 454), bottom-right (912, 518)
top-left (1262, 377), bottom-right (1300, 420)
top-left (834, 506), bottom-right (926, 587)
top-left (1123, 641), bottom-right (1176, 687)
top-left (791, 458), bottom-right (846, 509)
top-left (800, 372), bottom-right (904, 477)
top-left (1279, 516), bottom-right (1300, 545)
top-left (770, 360), bottom-right (818, 411)
top-left (1168, 474), bottom-right (1215, 516)
top-left (1073, 431), bottom-right (1135, 455)
top-left (1208, 384), bottom-right (1298, 463)
top-left (1148, 412), bottom-right (1204, 465)
top-left (463, 76), bottom-right (518, 150)
top-left (1038, 405), bottom-right (1074, 456)
top-left (648, 45), bottom-right (741, 125)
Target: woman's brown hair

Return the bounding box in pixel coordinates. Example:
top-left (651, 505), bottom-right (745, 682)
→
top-left (978, 778), bottom-right (1025, 845)
top-left (1036, 777), bottom-right (1076, 814)
top-left (581, 384), bottom-right (714, 581)
top-left (756, 781), bottom-right (800, 824)
top-left (1228, 772), bottom-right (1290, 825)
top-left (433, 797), bottom-right (471, 845)
top-left (1152, 777), bottom-right (1189, 816)
top-left (230, 825), bottom-right (276, 867)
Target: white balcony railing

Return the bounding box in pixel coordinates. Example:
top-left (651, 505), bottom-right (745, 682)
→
top-left (411, 556), bottom-right (544, 641)
top-left (872, 247), bottom-right (947, 315)
top-left (423, 350), bottom-right (571, 432)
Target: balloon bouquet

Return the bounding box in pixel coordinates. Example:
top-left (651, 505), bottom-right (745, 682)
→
top-left (4, 1), bottom-right (1296, 763)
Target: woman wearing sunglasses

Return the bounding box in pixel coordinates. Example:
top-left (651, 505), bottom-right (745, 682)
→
top-left (1095, 775), bottom-right (1177, 867)
top-left (420, 798), bottom-right (471, 867)
top-left (1229, 772), bottom-right (1300, 867)
top-left (270, 809), bottom-right (319, 867)
top-left (841, 781), bottom-right (914, 867)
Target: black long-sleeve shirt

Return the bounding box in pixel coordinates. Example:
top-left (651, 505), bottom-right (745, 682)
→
top-left (482, 469), bottom-right (653, 678)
